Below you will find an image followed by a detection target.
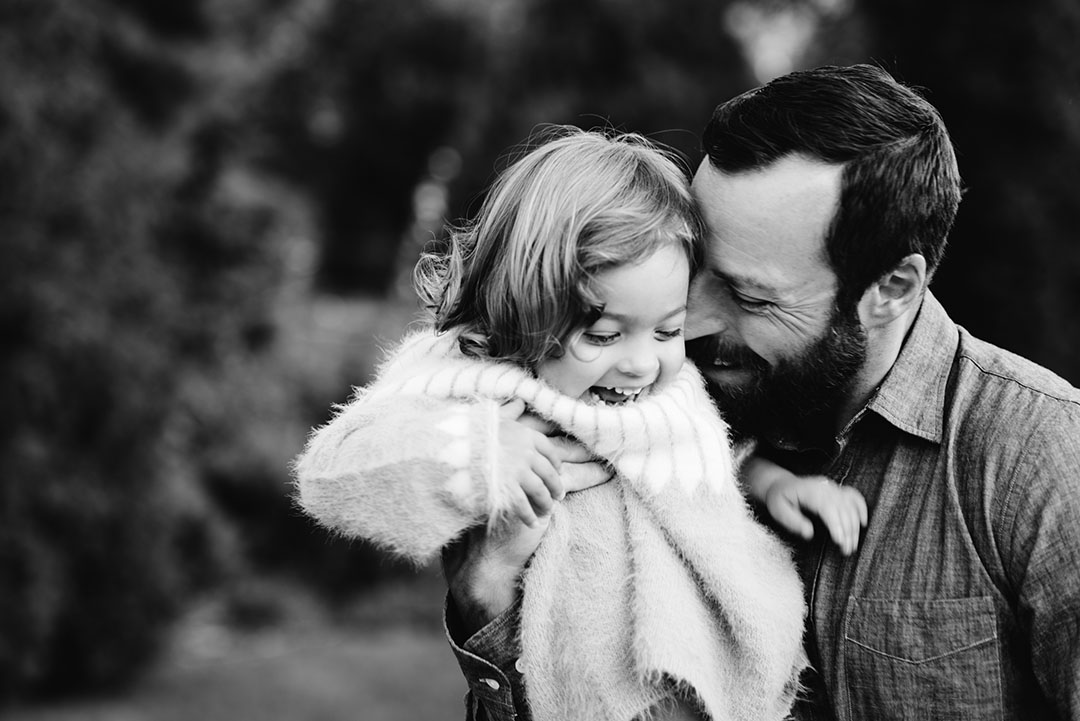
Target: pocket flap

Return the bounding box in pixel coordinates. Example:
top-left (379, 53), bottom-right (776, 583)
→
top-left (844, 596), bottom-right (997, 664)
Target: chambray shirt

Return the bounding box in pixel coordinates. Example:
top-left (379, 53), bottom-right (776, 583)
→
top-left (445, 292), bottom-right (1080, 721)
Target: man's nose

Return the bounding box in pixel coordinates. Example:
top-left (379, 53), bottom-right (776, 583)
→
top-left (685, 277), bottom-right (729, 340)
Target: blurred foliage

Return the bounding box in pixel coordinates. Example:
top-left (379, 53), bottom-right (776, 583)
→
top-left (2, 0), bottom-right (1078, 707)
top-left (856, 0), bottom-right (1080, 383)
top-left (0, 0), bottom-right (402, 702)
top-left (0, 1), bottom-right (228, 698)
top-left (254, 0), bottom-right (749, 294)
top-left (804, 0), bottom-right (1080, 383)
top-left (253, 0), bottom-right (486, 292)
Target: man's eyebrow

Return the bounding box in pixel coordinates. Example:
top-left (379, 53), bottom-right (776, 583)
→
top-left (600, 304), bottom-right (688, 323)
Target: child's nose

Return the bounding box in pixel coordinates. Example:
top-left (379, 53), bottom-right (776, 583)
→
top-left (616, 345), bottom-right (660, 377)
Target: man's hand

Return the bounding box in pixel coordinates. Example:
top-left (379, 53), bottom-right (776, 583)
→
top-left (442, 512), bottom-right (550, 636)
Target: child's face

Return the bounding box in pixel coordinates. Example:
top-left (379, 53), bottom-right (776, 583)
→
top-left (537, 244), bottom-right (689, 405)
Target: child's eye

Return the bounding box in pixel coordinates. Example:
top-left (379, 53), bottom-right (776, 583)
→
top-left (582, 332), bottom-right (618, 346)
top-left (656, 328), bottom-right (683, 341)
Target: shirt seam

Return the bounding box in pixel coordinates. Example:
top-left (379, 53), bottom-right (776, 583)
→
top-left (958, 355), bottom-right (1080, 408)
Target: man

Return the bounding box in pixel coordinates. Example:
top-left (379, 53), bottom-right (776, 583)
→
top-left (445, 64), bottom-right (1080, 720)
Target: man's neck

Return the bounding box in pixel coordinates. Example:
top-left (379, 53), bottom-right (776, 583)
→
top-left (835, 300), bottom-right (923, 434)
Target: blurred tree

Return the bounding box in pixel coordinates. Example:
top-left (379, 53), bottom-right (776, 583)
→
top-left (443, 0), bottom-right (751, 233)
top-left (252, 0), bottom-right (752, 296)
top-left (848, 0), bottom-right (1080, 382)
top-left (252, 0), bottom-right (487, 294)
top-left (0, 1), bottom-right (231, 697)
top-left (0, 0), bottom-right (400, 701)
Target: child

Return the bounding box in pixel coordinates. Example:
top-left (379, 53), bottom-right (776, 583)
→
top-left (294, 128), bottom-right (861, 721)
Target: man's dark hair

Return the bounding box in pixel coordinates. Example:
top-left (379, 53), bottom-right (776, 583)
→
top-left (703, 64), bottom-right (962, 309)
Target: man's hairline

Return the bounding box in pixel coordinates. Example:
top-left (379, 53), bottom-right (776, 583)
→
top-left (694, 152), bottom-right (845, 296)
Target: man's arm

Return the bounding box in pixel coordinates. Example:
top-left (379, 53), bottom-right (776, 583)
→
top-left (441, 518), bottom-right (546, 721)
top-left (441, 427), bottom-right (612, 721)
top-left (1000, 407), bottom-right (1080, 718)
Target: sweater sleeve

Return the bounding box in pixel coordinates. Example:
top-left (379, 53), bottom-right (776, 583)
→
top-left (292, 389), bottom-right (509, 565)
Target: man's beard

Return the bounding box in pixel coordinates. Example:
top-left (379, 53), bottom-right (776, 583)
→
top-left (688, 305), bottom-right (868, 447)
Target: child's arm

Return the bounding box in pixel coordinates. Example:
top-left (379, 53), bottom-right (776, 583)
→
top-left (292, 392), bottom-right (573, 564)
top-left (743, 454), bottom-right (868, 556)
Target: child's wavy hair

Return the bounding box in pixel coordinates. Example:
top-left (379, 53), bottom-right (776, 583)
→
top-left (414, 125), bottom-right (704, 368)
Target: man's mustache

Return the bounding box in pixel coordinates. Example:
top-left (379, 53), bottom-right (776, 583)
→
top-left (686, 335), bottom-right (769, 371)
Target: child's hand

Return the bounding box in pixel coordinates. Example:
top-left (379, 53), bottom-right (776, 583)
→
top-left (496, 399), bottom-right (568, 527)
top-left (744, 455), bottom-right (867, 555)
top-left (763, 475), bottom-right (868, 555)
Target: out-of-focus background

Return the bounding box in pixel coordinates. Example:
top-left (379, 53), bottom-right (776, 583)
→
top-left (1, 0), bottom-right (1077, 719)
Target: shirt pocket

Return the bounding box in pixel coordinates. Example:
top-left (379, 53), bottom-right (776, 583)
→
top-left (841, 596), bottom-right (1001, 721)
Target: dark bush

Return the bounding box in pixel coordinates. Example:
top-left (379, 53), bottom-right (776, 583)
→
top-left (0, 0), bottom-right (277, 699)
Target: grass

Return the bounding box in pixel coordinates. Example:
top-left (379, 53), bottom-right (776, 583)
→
top-left (5, 569), bottom-right (469, 721)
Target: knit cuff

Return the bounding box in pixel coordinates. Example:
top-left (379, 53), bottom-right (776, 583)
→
top-left (478, 399), bottom-right (514, 520)
top-left (433, 398), bottom-right (508, 520)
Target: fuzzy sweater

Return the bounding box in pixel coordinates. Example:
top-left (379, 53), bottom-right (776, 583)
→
top-left (294, 330), bottom-right (807, 721)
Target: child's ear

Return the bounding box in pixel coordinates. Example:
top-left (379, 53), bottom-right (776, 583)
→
top-left (857, 253), bottom-right (927, 329)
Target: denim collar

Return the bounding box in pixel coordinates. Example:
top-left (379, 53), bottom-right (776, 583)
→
top-left (864, 291), bottom-right (958, 444)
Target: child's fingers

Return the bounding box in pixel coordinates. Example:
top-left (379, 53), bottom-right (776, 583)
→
top-left (843, 507), bottom-right (861, 554)
top-left (768, 497), bottom-right (815, 540)
top-left (853, 489), bottom-right (869, 526)
top-left (817, 504), bottom-right (846, 547)
top-left (498, 398), bottom-right (527, 420)
top-left (843, 507), bottom-right (861, 555)
top-left (534, 435), bottom-right (565, 474)
top-left (527, 453), bottom-right (562, 507)
top-left (818, 503), bottom-right (857, 555)
top-left (517, 409), bottom-right (556, 435)
top-left (509, 484), bottom-right (540, 528)
top-left (837, 487), bottom-right (867, 555)
top-left (548, 435), bottom-right (593, 464)
top-left (561, 461), bottom-right (614, 492)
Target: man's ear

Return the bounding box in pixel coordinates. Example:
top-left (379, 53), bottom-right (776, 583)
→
top-left (858, 253), bottom-right (927, 328)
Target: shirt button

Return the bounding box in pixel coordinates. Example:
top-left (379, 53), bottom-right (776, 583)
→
top-left (514, 658), bottom-right (525, 673)
top-left (481, 678), bottom-right (500, 691)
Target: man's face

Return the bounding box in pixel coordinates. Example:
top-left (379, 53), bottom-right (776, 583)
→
top-left (685, 155), bottom-right (866, 442)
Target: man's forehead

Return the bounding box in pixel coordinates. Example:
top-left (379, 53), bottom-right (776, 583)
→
top-left (691, 156), bottom-right (841, 293)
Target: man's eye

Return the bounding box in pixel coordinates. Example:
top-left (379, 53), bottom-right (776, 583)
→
top-left (656, 328), bottom-right (683, 340)
top-left (582, 332), bottom-right (618, 346)
top-left (734, 293), bottom-right (772, 312)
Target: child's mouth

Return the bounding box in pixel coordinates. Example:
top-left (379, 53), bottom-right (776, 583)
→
top-left (588, 385), bottom-right (646, 406)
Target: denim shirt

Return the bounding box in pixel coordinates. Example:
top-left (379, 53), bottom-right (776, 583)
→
top-left (445, 594), bottom-right (529, 721)
top-left (446, 293), bottom-right (1080, 721)
top-left (780, 293), bottom-right (1080, 720)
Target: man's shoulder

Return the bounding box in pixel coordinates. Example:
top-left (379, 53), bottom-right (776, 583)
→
top-left (936, 330), bottom-right (1080, 548)
top-left (955, 328), bottom-right (1080, 403)
top-left (950, 327), bottom-right (1080, 446)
